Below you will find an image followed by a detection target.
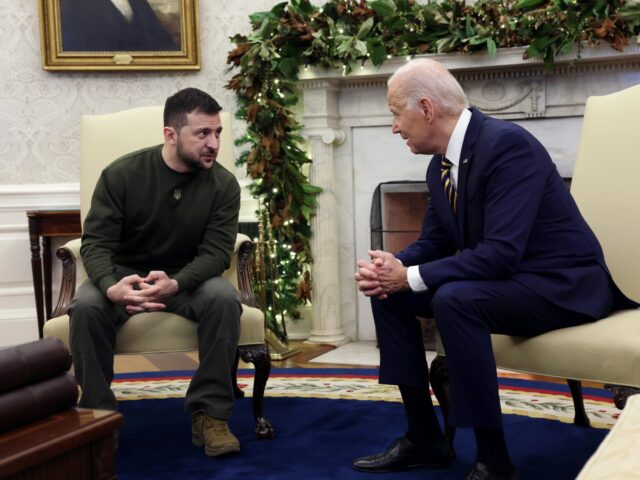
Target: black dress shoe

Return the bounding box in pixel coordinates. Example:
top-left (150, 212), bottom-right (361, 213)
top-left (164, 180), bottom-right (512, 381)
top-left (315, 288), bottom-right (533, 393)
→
top-left (466, 462), bottom-right (518, 480)
top-left (352, 436), bottom-right (452, 473)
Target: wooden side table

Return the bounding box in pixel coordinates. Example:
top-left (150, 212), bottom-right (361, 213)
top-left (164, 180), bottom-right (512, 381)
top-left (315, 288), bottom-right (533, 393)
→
top-left (0, 408), bottom-right (123, 480)
top-left (27, 210), bottom-right (82, 338)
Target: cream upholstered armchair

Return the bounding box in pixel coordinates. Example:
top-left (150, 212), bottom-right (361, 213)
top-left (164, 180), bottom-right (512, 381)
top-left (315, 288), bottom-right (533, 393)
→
top-left (431, 85), bottom-right (640, 442)
top-left (44, 106), bottom-right (274, 439)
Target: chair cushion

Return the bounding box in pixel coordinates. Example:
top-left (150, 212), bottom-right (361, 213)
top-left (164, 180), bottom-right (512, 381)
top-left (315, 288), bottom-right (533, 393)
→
top-left (436, 309), bottom-right (640, 387)
top-left (576, 393), bottom-right (640, 479)
top-left (44, 303), bottom-right (265, 355)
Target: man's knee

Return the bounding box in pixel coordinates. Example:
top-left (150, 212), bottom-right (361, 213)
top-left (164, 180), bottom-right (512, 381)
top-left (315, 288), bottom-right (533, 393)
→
top-left (196, 277), bottom-right (242, 311)
top-left (370, 290), bottom-right (410, 314)
top-left (431, 281), bottom-right (476, 312)
top-left (69, 281), bottom-right (117, 333)
top-left (431, 281), bottom-right (482, 334)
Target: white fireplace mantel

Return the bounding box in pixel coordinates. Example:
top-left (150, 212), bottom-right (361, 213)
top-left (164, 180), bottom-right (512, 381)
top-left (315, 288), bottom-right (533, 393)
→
top-left (298, 45), bottom-right (640, 343)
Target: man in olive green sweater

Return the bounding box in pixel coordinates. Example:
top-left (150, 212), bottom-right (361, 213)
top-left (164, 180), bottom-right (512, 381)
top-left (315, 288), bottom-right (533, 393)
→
top-left (69, 88), bottom-right (242, 457)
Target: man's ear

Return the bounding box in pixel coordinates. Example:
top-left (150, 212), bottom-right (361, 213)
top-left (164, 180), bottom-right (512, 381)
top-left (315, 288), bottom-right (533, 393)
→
top-left (163, 126), bottom-right (177, 145)
top-left (419, 97), bottom-right (435, 122)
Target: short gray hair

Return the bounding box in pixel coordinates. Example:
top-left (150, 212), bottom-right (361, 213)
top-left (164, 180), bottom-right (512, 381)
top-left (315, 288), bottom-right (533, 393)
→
top-left (388, 58), bottom-right (468, 116)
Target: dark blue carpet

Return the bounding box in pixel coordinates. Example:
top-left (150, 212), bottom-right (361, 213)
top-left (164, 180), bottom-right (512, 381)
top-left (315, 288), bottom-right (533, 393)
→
top-left (115, 371), bottom-right (609, 480)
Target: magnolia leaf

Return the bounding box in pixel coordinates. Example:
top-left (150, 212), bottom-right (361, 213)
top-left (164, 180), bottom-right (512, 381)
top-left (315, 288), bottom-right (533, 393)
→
top-left (354, 39), bottom-right (368, 56)
top-left (370, 0), bottom-right (396, 18)
top-left (366, 38), bottom-right (387, 65)
top-left (465, 16), bottom-right (474, 37)
top-left (302, 194), bottom-right (317, 207)
top-left (525, 43), bottom-right (540, 60)
top-left (301, 205), bottom-right (314, 219)
top-left (270, 1), bottom-right (288, 16)
top-left (516, 0), bottom-right (546, 11)
top-left (249, 10), bottom-right (275, 25)
top-left (357, 17), bottom-right (375, 39)
top-left (487, 38), bottom-right (497, 57)
top-left (293, 0), bottom-right (315, 15)
top-left (336, 36), bottom-right (355, 55)
top-left (258, 17), bottom-right (276, 40)
top-left (468, 36), bottom-right (486, 45)
top-left (278, 57), bottom-right (300, 79)
top-left (435, 36), bottom-right (452, 53)
top-left (385, 16), bottom-right (408, 31)
top-left (301, 183), bottom-right (323, 194)
top-left (259, 44), bottom-right (271, 60)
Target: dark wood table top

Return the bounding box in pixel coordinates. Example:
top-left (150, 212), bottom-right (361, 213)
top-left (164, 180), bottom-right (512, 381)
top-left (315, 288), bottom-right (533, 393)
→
top-left (0, 408), bottom-right (122, 477)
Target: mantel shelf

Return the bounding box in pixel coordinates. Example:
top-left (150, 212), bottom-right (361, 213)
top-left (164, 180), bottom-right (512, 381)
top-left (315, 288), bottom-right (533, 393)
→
top-left (299, 43), bottom-right (640, 82)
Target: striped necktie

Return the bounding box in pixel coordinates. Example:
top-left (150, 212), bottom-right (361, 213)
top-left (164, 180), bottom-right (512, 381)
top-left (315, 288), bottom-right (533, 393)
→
top-left (440, 156), bottom-right (457, 213)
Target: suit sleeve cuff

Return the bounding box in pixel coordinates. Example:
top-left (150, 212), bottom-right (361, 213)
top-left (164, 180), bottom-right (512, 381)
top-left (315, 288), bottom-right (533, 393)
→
top-left (407, 266), bottom-right (428, 292)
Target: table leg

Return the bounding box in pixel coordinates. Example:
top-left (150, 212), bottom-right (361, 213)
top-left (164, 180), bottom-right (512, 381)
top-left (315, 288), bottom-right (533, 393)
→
top-left (43, 236), bottom-right (52, 320)
top-left (29, 232), bottom-right (45, 338)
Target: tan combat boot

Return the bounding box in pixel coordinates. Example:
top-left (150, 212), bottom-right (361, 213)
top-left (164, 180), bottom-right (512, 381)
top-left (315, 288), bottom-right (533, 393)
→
top-left (192, 410), bottom-right (240, 457)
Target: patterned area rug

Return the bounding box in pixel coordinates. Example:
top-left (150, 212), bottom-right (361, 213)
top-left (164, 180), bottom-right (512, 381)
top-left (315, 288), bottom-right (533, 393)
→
top-left (113, 368), bottom-right (618, 429)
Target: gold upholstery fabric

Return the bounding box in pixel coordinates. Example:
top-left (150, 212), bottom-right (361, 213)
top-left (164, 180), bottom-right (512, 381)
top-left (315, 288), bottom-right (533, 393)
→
top-left (44, 106), bottom-right (265, 353)
top-left (437, 85), bottom-right (640, 390)
top-left (577, 394), bottom-right (640, 479)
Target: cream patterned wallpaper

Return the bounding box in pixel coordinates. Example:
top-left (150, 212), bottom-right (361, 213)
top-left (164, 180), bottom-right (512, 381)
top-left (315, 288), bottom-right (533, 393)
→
top-left (0, 0), bottom-right (284, 185)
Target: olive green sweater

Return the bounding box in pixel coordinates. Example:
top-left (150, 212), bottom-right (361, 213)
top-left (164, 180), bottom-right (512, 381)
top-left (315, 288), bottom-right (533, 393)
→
top-left (80, 145), bottom-right (241, 294)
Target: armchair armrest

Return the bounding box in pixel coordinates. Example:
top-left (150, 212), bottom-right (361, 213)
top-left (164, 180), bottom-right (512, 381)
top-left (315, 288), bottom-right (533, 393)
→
top-left (50, 238), bottom-right (81, 318)
top-left (49, 234), bottom-right (262, 317)
top-left (235, 233), bottom-right (259, 309)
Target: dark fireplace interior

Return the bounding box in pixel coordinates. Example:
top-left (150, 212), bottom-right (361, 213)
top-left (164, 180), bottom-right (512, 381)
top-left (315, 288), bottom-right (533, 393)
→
top-left (370, 181), bottom-right (435, 349)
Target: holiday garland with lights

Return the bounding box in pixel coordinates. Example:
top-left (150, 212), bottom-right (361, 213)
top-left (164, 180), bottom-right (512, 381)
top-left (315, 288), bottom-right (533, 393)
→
top-left (225, 0), bottom-right (640, 335)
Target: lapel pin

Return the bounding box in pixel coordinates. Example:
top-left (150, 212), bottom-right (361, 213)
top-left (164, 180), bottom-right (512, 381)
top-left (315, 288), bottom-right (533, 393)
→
top-left (462, 158), bottom-right (469, 164)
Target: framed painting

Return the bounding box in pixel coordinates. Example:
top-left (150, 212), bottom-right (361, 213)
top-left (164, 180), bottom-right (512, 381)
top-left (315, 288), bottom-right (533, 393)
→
top-left (38, 0), bottom-right (200, 71)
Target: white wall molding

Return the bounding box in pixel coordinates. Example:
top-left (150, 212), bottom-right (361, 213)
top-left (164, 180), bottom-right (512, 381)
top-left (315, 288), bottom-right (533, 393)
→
top-left (0, 183), bottom-right (80, 347)
top-left (0, 183), bottom-right (80, 211)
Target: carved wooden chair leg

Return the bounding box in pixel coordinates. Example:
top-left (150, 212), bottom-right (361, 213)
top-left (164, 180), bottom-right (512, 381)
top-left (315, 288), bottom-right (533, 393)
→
top-left (232, 349), bottom-right (245, 399)
top-left (239, 343), bottom-right (275, 439)
top-left (566, 379), bottom-right (590, 427)
top-left (429, 355), bottom-right (456, 452)
top-left (605, 384), bottom-right (640, 410)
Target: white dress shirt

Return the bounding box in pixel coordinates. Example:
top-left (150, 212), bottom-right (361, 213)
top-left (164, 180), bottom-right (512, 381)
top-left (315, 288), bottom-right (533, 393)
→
top-left (406, 108), bottom-right (472, 292)
top-left (111, 0), bottom-right (134, 22)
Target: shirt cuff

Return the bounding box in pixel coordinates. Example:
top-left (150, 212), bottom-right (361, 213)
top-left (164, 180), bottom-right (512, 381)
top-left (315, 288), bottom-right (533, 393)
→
top-left (407, 265), bottom-right (428, 292)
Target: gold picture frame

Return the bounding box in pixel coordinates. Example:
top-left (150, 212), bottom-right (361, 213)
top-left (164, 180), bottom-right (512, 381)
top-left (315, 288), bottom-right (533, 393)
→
top-left (38, 0), bottom-right (200, 71)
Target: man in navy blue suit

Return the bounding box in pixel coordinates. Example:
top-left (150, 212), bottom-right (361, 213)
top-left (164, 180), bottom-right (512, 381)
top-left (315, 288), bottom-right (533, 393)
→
top-left (353, 59), bottom-right (635, 480)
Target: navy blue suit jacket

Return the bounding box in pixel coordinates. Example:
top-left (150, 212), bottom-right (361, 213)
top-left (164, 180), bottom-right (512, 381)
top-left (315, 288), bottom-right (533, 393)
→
top-left (395, 108), bottom-right (633, 319)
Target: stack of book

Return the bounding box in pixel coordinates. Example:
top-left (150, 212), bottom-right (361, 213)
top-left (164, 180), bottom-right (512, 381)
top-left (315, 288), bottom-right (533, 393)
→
top-left (0, 338), bottom-right (78, 433)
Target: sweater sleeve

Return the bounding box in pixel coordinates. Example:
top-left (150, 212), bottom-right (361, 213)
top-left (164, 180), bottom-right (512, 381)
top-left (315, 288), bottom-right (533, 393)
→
top-left (172, 176), bottom-right (241, 292)
top-left (79, 171), bottom-right (124, 294)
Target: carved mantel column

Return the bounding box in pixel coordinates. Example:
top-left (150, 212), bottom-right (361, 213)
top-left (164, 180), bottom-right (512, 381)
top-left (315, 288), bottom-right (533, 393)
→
top-left (301, 79), bottom-right (349, 345)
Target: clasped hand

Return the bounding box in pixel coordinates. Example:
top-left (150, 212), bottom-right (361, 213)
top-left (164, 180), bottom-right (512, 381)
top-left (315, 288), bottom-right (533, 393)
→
top-left (354, 250), bottom-right (409, 300)
top-left (106, 271), bottom-right (179, 315)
